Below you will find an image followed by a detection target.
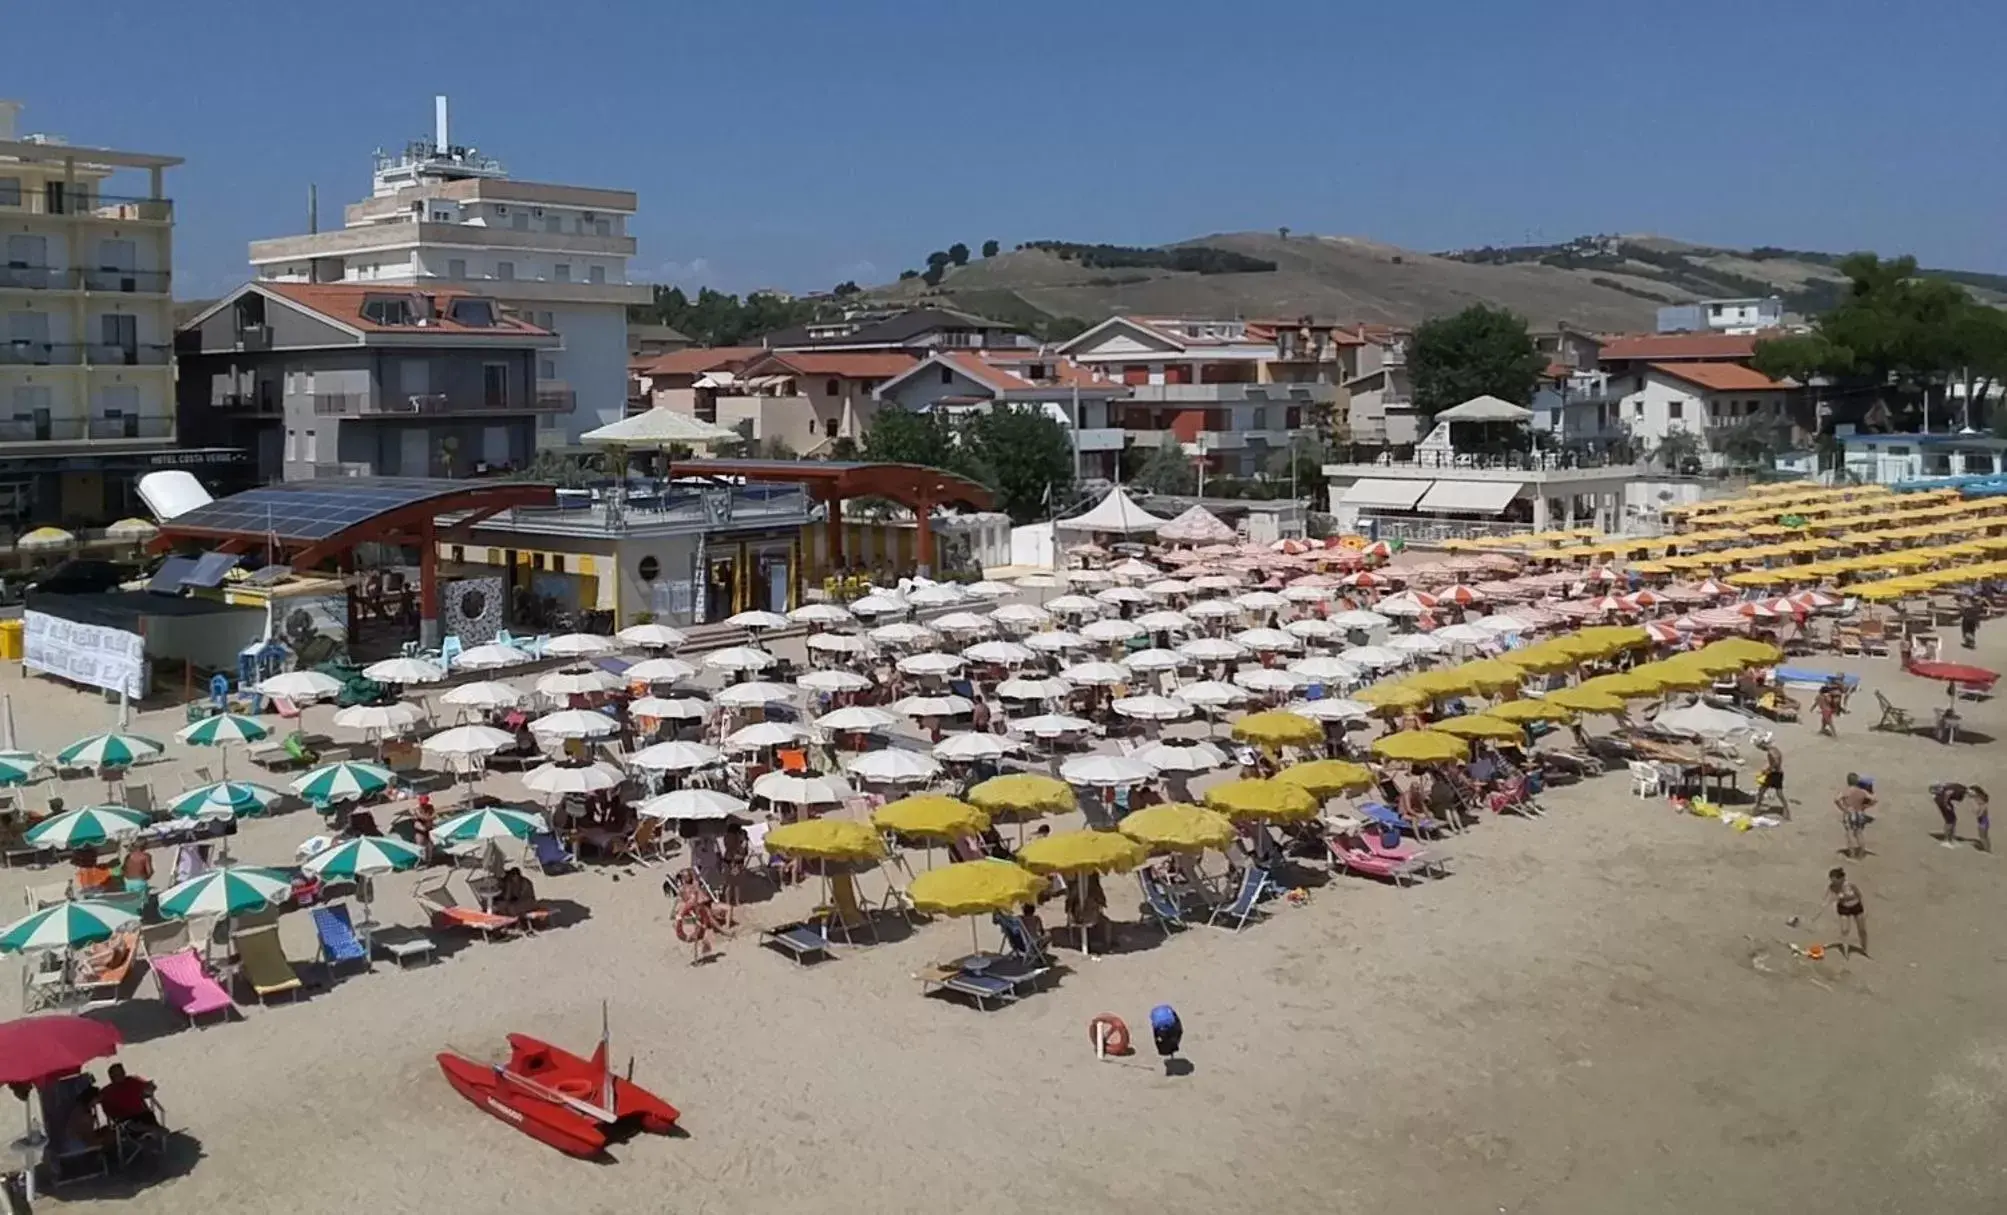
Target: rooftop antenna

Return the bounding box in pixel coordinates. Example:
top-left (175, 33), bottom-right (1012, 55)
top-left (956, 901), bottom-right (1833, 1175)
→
top-left (308, 183), bottom-right (318, 234)
top-left (435, 94), bottom-right (449, 150)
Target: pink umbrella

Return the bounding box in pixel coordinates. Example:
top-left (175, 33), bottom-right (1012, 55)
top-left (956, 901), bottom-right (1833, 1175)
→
top-left (1512, 605), bottom-right (1566, 627)
top-left (1360, 540), bottom-right (1394, 560)
top-left (1690, 607), bottom-right (1754, 629)
top-left (1730, 600), bottom-right (1779, 619)
top-left (1583, 565), bottom-right (1623, 583)
top-left (1758, 596), bottom-right (1806, 617)
top-left (1288, 573), bottom-right (1339, 589)
top-left (1661, 583), bottom-right (1712, 605)
top-left (1402, 562), bottom-right (1454, 585)
top-left (1474, 579), bottom-right (1532, 601)
top-left (1443, 556), bottom-right (1490, 575)
top-left (1790, 589), bottom-right (1840, 610)
top-left (1644, 619), bottom-right (1682, 643)
top-left (1345, 570), bottom-right (1395, 589)
top-left (1584, 594), bottom-right (1633, 614)
top-left (1437, 583), bottom-right (1486, 606)
top-left (1625, 588), bottom-right (1665, 609)
top-left (1476, 553), bottom-right (1522, 573)
top-left (1551, 599), bottom-right (1608, 619)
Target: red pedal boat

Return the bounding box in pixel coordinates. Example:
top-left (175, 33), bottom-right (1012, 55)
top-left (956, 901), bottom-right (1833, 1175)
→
top-left (437, 1007), bottom-right (680, 1159)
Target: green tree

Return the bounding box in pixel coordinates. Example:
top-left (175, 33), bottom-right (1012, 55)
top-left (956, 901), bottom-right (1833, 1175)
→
top-left (966, 406), bottom-right (1073, 523)
top-left (898, 269), bottom-right (919, 281)
top-left (981, 239), bottom-right (1000, 259)
top-left (1264, 434), bottom-right (1329, 501)
top-left (828, 435), bottom-right (861, 460)
top-left (863, 406), bottom-right (958, 470)
top-left (507, 449), bottom-right (598, 488)
top-left (1131, 434), bottom-right (1197, 495)
top-left (832, 280), bottom-right (860, 297)
top-left (1407, 304), bottom-right (1546, 424)
top-left (630, 284), bottom-right (821, 346)
top-left (1713, 419), bottom-right (1790, 469)
top-left (1650, 429), bottom-right (1704, 472)
top-left (948, 243), bottom-right (971, 267)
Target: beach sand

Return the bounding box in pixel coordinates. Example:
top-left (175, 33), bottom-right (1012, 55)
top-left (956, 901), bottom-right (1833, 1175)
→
top-left (8, 626), bottom-right (2007, 1214)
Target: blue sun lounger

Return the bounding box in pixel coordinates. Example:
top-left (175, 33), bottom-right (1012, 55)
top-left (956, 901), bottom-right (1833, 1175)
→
top-left (311, 904), bottom-right (369, 975)
top-left (1137, 870), bottom-right (1188, 935)
top-left (1208, 865), bottom-right (1273, 931)
top-left (762, 921), bottom-right (835, 966)
top-left (922, 966), bottom-right (1020, 1010)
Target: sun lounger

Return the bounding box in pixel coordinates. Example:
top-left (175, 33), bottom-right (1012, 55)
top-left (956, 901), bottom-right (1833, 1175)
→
top-left (232, 925), bottom-right (304, 1003)
top-left (762, 920), bottom-right (835, 965)
top-left (1873, 691), bottom-right (1915, 733)
top-left (530, 831), bottom-right (576, 875)
top-left (1359, 800), bottom-right (1446, 839)
top-left (1327, 838), bottom-right (1427, 886)
top-left (151, 946), bottom-right (239, 1026)
top-left (75, 930), bottom-right (141, 1006)
top-left (1136, 870), bottom-right (1188, 935)
top-left (1362, 833), bottom-right (1450, 876)
top-left (918, 963), bottom-right (1020, 1010)
top-left (1208, 865), bottom-right (1273, 931)
top-left (990, 915), bottom-right (1055, 989)
top-left (370, 927), bottom-right (438, 968)
top-left (311, 904), bottom-right (370, 975)
top-left (415, 879), bottom-right (523, 940)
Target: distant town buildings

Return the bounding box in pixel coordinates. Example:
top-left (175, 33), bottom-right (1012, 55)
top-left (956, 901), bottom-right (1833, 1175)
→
top-left (1655, 295), bottom-right (1784, 335)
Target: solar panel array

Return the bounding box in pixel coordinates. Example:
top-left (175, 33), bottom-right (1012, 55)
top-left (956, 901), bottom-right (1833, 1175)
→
top-left (182, 551), bottom-right (242, 588)
top-left (163, 479), bottom-right (468, 544)
top-left (146, 556), bottom-right (198, 595)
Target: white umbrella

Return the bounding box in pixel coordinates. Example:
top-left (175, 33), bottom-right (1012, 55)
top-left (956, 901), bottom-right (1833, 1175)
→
top-left (1059, 754), bottom-right (1154, 787)
top-left (1288, 656), bottom-right (1361, 683)
top-left (536, 667), bottom-right (625, 698)
top-left (962, 640), bottom-right (1036, 666)
top-left (1144, 579), bottom-right (1193, 599)
top-left (1326, 609), bottom-right (1392, 631)
top-left (1080, 618), bottom-right (1143, 643)
top-left (1111, 694), bottom-right (1192, 722)
top-left (528, 709), bottom-right (618, 739)
top-left (331, 702), bottom-right (423, 736)
top-left (896, 652), bottom-right (964, 677)
top-left (1284, 698), bottom-right (1371, 722)
top-left (616, 622), bottom-right (688, 649)
top-left (869, 622), bottom-right (938, 648)
top-left (254, 670), bottom-right (343, 702)
top-left (1133, 739), bottom-right (1227, 774)
top-left (705, 646), bottom-right (776, 673)
top-left (631, 740), bottom-right (724, 772)
top-left (891, 694), bottom-right (973, 718)
top-left (845, 749), bottom-right (942, 785)
top-left (1283, 617), bottom-right (1339, 641)
top-left (1094, 586), bottom-right (1152, 606)
top-left (714, 681), bottom-right (796, 708)
top-left (788, 603), bottom-right (856, 628)
top-left (440, 681), bottom-right (524, 710)
top-left (1014, 572), bottom-right (1066, 589)
top-left (630, 696), bottom-right (710, 721)
top-left (933, 733), bottom-right (1014, 762)
top-left (1123, 648), bottom-right (1186, 671)
top-left (1652, 703), bottom-right (1759, 739)
top-left (1232, 627), bottom-right (1301, 652)
top-left (964, 580), bottom-right (1017, 599)
top-left (1189, 574), bottom-right (1242, 592)
top-left (1234, 667), bottom-right (1306, 694)
top-left (930, 611), bottom-right (996, 636)
top-left (452, 643), bottom-right (532, 671)
top-left (362, 657), bottom-right (447, 685)
top-left (1009, 713), bottom-right (1095, 739)
top-left (816, 705), bottom-right (900, 732)
top-left (1065, 568), bottom-right (1112, 587)
top-left (989, 603), bottom-right (1052, 628)
top-left (545, 632), bottom-right (619, 658)
top-left (849, 593), bottom-right (910, 617)
top-left (1376, 591), bottom-right (1432, 618)
top-left (726, 609), bottom-right (791, 631)
top-left (1060, 661), bottom-right (1129, 687)
top-left (751, 770), bottom-right (854, 807)
top-left (1025, 630), bottom-right (1088, 653)
top-left (1136, 610), bottom-right (1196, 632)
top-left (1172, 680), bottom-right (1248, 708)
top-left (1282, 585), bottom-right (1334, 604)
top-left (725, 721), bottom-right (809, 751)
top-left (1387, 633), bottom-right (1446, 656)
top-left (1109, 558), bottom-right (1160, 581)
top-left (625, 657), bottom-right (698, 683)
top-left (420, 724), bottom-right (515, 761)
top-left (1233, 590), bottom-right (1290, 612)
top-left (1186, 600), bottom-right (1243, 620)
top-left (808, 632), bottom-right (873, 655)
top-left (523, 762), bottom-right (623, 796)
top-left (799, 669), bottom-right (873, 693)
top-left (1044, 594), bottom-right (1103, 616)
top-left (638, 788), bottom-right (748, 821)
top-left (906, 583), bottom-right (967, 607)
top-left (1339, 645), bottom-right (1408, 670)
top-left (1179, 637), bottom-right (1249, 662)
top-left (1475, 615), bottom-right (1531, 635)
top-left (1432, 623), bottom-right (1494, 646)
top-left (996, 676), bottom-right (1072, 701)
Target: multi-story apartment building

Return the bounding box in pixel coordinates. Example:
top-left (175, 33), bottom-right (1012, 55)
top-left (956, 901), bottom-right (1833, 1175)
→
top-left (874, 350), bottom-right (1130, 478)
top-left (1058, 316), bottom-right (1342, 477)
top-left (761, 307), bottom-right (1033, 354)
top-left (1339, 324), bottom-right (1415, 445)
top-left (1656, 295), bottom-right (1784, 335)
top-left (0, 100), bottom-right (198, 529)
top-left (245, 98), bottom-right (645, 448)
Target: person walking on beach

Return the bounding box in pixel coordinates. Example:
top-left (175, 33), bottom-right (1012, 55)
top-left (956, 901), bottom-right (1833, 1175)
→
top-left (1820, 867), bottom-right (1868, 958)
top-left (1931, 782), bottom-right (1967, 848)
top-left (1974, 786), bottom-right (1991, 853)
top-left (1752, 739), bottom-right (1789, 820)
top-left (1815, 682), bottom-right (1842, 737)
top-left (1835, 773), bottom-right (1874, 859)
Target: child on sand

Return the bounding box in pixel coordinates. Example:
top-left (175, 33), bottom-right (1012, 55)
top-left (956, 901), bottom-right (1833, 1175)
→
top-left (1975, 787), bottom-right (1991, 853)
top-left (1821, 867), bottom-right (1868, 958)
top-left (1835, 774), bottom-right (1874, 859)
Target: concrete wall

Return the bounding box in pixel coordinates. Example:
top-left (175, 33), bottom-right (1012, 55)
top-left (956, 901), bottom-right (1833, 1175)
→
top-left (532, 299), bottom-right (627, 443)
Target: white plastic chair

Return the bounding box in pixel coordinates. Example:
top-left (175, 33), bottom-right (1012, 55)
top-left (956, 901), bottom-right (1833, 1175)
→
top-left (1628, 761), bottom-right (1662, 799)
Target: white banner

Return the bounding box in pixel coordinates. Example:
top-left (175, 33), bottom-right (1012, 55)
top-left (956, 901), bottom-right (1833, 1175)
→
top-left (23, 610), bottom-right (146, 699)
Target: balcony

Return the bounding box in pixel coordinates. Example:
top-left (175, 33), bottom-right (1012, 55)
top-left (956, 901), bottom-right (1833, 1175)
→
top-left (308, 462), bottom-right (374, 479)
top-left (0, 342), bottom-right (83, 366)
top-left (0, 415), bottom-right (175, 443)
top-left (0, 265), bottom-right (62, 291)
top-left (77, 268), bottom-right (171, 295)
top-left (313, 391), bottom-right (569, 417)
top-left (86, 344), bottom-right (171, 367)
top-left (1126, 382), bottom-right (1338, 404)
top-left (233, 324), bottom-right (272, 353)
top-left (0, 193), bottom-right (174, 222)
top-left (87, 415), bottom-right (174, 440)
top-left (212, 392), bottom-right (281, 416)
top-left (1072, 427), bottom-right (1127, 452)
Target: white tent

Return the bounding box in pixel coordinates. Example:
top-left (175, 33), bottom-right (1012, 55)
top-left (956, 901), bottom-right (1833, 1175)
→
top-left (1155, 504), bottom-right (1236, 545)
top-left (1434, 395), bottom-right (1534, 423)
top-left (580, 409), bottom-right (739, 447)
top-left (1055, 486), bottom-right (1167, 534)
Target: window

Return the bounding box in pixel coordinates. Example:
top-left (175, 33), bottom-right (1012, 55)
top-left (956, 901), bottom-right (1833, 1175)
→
top-left (587, 265), bottom-right (605, 284)
top-left (544, 215), bottom-right (562, 233)
top-left (1668, 401), bottom-right (1683, 420)
top-left (593, 219), bottom-right (610, 237)
top-left (483, 363), bottom-right (508, 407)
top-left (825, 378), bottom-right (840, 396)
top-left (303, 429), bottom-right (318, 462)
top-left (824, 418), bottom-right (837, 438)
top-left (448, 298), bottom-right (493, 327)
top-left (448, 258), bottom-right (466, 280)
top-left (637, 555), bottom-right (661, 582)
top-left (511, 212), bottom-right (529, 231)
top-left (361, 296), bottom-right (413, 326)
top-left (539, 359), bottom-right (556, 380)
top-left (939, 367), bottom-right (954, 385)
top-left (554, 263), bottom-right (570, 282)
top-left (0, 178), bottom-right (19, 207)
top-left (284, 429), bottom-right (297, 461)
top-left (495, 261), bottom-right (514, 282)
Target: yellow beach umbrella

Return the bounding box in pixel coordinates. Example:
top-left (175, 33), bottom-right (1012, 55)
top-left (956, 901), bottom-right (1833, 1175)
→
top-left (1274, 759), bottom-right (1374, 797)
top-left (967, 773), bottom-right (1073, 819)
top-left (1661, 650), bottom-right (1742, 677)
top-left (1203, 778), bottom-right (1320, 822)
top-left (1483, 699), bottom-right (1576, 724)
top-left (1118, 803), bottom-right (1235, 854)
top-left (1018, 830), bottom-right (1146, 876)
top-left (1371, 730), bottom-right (1470, 764)
top-left (1230, 711), bottom-right (1323, 749)
top-left (1699, 638), bottom-right (1783, 666)
top-left (1404, 668), bottom-right (1477, 697)
top-left (1355, 683), bottom-right (1431, 711)
top-left (1458, 660), bottom-right (1526, 693)
top-left (105, 517), bottom-right (158, 541)
top-left (763, 819), bottom-right (886, 862)
top-left (872, 795), bottom-right (988, 840)
top-left (1497, 645), bottom-right (1580, 674)
top-left (1627, 663), bottom-right (1712, 693)
top-left (1427, 714), bottom-right (1525, 741)
top-left (1577, 672), bottom-right (1662, 700)
top-left (17, 526), bottom-right (74, 551)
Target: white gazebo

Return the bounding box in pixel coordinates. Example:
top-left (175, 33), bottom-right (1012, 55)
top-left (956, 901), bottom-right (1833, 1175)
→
top-left (1055, 486), bottom-right (1166, 535)
top-left (1155, 504), bottom-right (1235, 546)
top-left (1432, 395), bottom-right (1535, 423)
top-left (581, 409), bottom-right (740, 448)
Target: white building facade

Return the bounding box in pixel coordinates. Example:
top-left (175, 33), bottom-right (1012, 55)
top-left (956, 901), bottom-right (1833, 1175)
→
top-left (1615, 365), bottom-right (1793, 469)
top-left (246, 99), bottom-right (647, 446)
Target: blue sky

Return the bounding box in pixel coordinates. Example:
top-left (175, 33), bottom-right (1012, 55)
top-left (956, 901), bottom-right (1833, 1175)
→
top-left (12, 0), bottom-right (2003, 298)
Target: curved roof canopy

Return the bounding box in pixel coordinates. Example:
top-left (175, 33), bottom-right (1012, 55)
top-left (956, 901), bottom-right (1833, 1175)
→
top-left (154, 478), bottom-right (557, 560)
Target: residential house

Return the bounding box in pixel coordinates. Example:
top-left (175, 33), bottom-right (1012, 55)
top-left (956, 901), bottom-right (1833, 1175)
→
top-left (1614, 361), bottom-right (1794, 469)
top-left (246, 97), bottom-right (645, 447)
top-left (873, 350), bottom-right (1129, 477)
top-left (698, 351), bottom-right (915, 454)
top-left (628, 323), bottom-right (690, 360)
top-left (0, 100), bottom-right (201, 528)
top-left (1656, 296), bottom-right (1784, 335)
top-left (629, 346), bottom-right (764, 417)
top-left (176, 282), bottom-right (557, 483)
top-left (1057, 316), bottom-right (1339, 477)
top-left (760, 307), bottom-right (1032, 354)
top-left (1340, 324), bottom-right (1414, 445)
top-left (1838, 432), bottom-right (2007, 486)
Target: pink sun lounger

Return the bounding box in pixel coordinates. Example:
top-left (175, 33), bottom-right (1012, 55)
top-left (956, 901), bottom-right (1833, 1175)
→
top-left (151, 947), bottom-right (240, 1027)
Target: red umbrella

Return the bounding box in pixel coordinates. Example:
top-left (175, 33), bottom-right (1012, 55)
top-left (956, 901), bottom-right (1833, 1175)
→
top-left (1906, 660), bottom-right (2000, 691)
top-left (0, 1016), bottom-right (121, 1085)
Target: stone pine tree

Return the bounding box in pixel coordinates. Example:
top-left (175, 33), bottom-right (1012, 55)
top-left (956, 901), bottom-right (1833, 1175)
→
top-left (1408, 304), bottom-right (1546, 426)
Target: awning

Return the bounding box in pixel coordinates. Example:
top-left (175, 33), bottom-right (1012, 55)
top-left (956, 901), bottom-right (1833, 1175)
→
top-left (1338, 478), bottom-right (1431, 510)
top-left (1415, 480), bottom-right (1524, 515)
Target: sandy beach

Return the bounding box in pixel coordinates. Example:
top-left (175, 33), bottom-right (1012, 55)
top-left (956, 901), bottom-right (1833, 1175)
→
top-left (7, 619), bottom-right (2007, 1215)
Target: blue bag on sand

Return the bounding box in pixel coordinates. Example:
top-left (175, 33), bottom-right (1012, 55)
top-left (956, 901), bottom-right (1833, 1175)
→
top-left (1150, 1004), bottom-right (1183, 1057)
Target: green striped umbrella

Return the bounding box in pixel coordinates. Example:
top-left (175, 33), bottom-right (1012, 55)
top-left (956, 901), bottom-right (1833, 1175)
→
top-left (166, 780), bottom-right (285, 820)
top-left (0, 900), bottom-right (138, 953)
top-left (157, 866), bottom-right (295, 920)
top-left (290, 761), bottom-right (396, 805)
top-left (431, 806), bottom-right (547, 846)
top-left (176, 713), bottom-right (271, 747)
top-left (300, 836), bottom-right (422, 881)
top-left (56, 732), bottom-right (164, 769)
top-left (0, 751), bottom-right (42, 786)
top-left (23, 804), bottom-right (149, 850)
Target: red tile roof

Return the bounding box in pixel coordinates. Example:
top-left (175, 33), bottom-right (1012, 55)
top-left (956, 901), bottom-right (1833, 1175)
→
top-left (261, 282), bottom-right (550, 337)
top-left (942, 351), bottom-right (1032, 393)
top-left (1597, 332), bottom-right (1762, 361)
top-left (748, 351), bottom-right (918, 379)
top-left (1648, 362), bottom-right (1786, 392)
top-left (634, 346), bottom-right (766, 378)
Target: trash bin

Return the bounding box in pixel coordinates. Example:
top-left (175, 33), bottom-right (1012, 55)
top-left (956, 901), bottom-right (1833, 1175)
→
top-left (0, 618), bottom-right (22, 660)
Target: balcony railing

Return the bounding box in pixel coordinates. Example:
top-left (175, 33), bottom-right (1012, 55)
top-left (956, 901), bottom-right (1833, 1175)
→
top-left (86, 343), bottom-right (171, 367)
top-left (0, 419), bottom-right (85, 442)
top-left (308, 462), bottom-right (374, 479)
top-left (1324, 444), bottom-right (1642, 473)
top-left (0, 342), bottom-right (82, 366)
top-left (87, 415), bottom-right (174, 440)
top-left (0, 192), bottom-right (174, 222)
top-left (315, 391), bottom-right (569, 417)
top-left (0, 415), bottom-right (174, 443)
top-left (233, 324), bottom-right (272, 352)
top-left (0, 265), bottom-right (59, 290)
top-left (534, 386), bottom-right (576, 413)
top-left (212, 392), bottom-right (281, 415)
top-left (77, 268), bottom-right (171, 294)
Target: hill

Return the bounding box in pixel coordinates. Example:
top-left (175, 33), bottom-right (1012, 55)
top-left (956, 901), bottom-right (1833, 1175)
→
top-left (859, 232), bottom-right (2007, 334)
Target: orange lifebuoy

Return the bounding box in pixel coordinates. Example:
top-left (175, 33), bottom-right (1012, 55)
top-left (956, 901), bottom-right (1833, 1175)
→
top-left (1088, 1014), bottom-right (1131, 1056)
top-left (674, 910), bottom-right (708, 943)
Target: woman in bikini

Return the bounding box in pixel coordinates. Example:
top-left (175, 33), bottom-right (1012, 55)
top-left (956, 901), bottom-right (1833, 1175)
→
top-left (1823, 867), bottom-right (1867, 958)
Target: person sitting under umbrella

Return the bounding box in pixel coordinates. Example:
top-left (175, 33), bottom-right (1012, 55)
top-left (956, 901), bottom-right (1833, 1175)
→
top-left (492, 866), bottom-right (543, 928)
top-left (96, 1063), bottom-right (159, 1131)
top-left (345, 806), bottom-right (383, 839)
